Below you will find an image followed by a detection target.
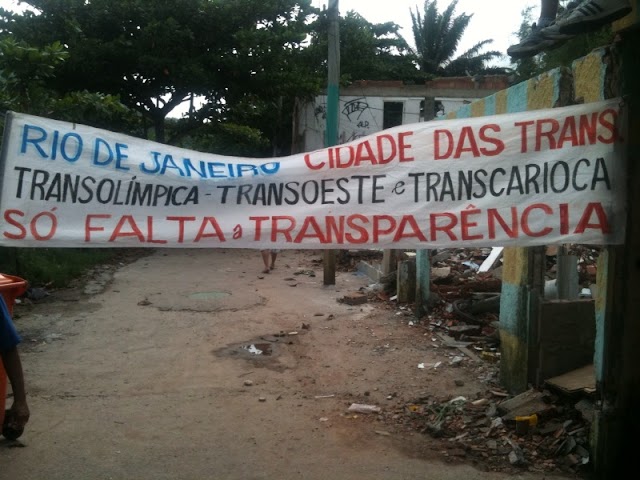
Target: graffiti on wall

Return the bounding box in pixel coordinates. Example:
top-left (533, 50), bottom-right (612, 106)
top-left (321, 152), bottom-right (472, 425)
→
top-left (341, 98), bottom-right (370, 121)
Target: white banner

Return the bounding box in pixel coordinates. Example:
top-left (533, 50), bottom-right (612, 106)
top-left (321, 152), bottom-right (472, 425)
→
top-left (0, 99), bottom-right (627, 249)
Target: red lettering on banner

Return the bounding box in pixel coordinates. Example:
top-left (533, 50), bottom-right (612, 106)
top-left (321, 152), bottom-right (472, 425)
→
top-left (85, 214), bottom-right (111, 242)
top-left (373, 215), bottom-right (395, 243)
top-left (560, 204), bottom-right (569, 235)
top-left (395, 216), bottom-right (427, 242)
top-left (146, 216), bottom-right (168, 244)
top-left (597, 109), bottom-right (619, 144)
top-left (460, 207), bottom-right (483, 241)
top-left (271, 216), bottom-right (296, 242)
top-left (110, 215), bottom-right (145, 242)
top-left (294, 217), bottom-right (327, 243)
top-left (303, 132), bottom-right (414, 171)
top-left (18, 203), bottom-right (613, 247)
top-left (3, 209), bottom-right (27, 239)
top-left (194, 217), bottom-right (225, 242)
top-left (250, 216), bottom-right (269, 241)
top-left (575, 202), bottom-right (611, 234)
top-left (345, 215), bottom-right (368, 244)
top-left (250, 214), bottom-right (429, 244)
top-left (535, 119), bottom-right (560, 152)
top-left (521, 204), bottom-right (553, 237)
top-left (84, 215), bottom-right (226, 244)
top-left (434, 125), bottom-right (504, 160)
top-left (3, 209), bottom-right (57, 241)
top-left (487, 208), bottom-right (518, 239)
top-left (517, 109), bottom-right (620, 153)
top-left (430, 213), bottom-right (458, 241)
top-left (167, 216), bottom-right (196, 243)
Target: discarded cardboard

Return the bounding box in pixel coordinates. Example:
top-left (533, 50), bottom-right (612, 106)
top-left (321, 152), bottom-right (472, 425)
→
top-left (545, 364), bottom-right (596, 394)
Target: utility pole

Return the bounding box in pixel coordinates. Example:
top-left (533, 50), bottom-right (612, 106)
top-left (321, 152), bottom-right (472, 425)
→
top-left (323, 0), bottom-right (339, 286)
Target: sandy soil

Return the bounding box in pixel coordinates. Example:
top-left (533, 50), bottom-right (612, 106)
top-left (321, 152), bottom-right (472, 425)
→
top-left (1, 248), bottom-right (577, 480)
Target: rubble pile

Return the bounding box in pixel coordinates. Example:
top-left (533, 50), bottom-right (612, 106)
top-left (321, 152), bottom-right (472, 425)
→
top-left (426, 248), bottom-right (503, 356)
top-left (351, 245), bottom-right (601, 476)
top-left (388, 388), bottom-right (594, 475)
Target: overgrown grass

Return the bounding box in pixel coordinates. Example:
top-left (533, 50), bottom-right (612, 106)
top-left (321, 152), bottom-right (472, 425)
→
top-left (0, 247), bottom-right (120, 287)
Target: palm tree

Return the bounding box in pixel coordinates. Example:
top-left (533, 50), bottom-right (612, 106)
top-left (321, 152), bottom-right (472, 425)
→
top-left (410, 0), bottom-right (502, 76)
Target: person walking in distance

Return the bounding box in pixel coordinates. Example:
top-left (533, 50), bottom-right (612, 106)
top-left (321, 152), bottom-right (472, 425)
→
top-left (260, 249), bottom-right (279, 274)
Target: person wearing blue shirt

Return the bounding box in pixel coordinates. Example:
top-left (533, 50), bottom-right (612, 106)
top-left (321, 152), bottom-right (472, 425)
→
top-left (1, 295), bottom-right (30, 434)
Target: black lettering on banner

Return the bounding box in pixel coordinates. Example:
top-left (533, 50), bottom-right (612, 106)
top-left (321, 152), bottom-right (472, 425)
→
top-left (407, 157), bottom-right (613, 203)
top-left (215, 175), bottom-right (385, 206)
top-left (12, 167), bottom-right (199, 206)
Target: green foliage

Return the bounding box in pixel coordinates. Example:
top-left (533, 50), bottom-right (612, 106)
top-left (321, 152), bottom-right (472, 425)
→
top-left (1, 0), bottom-right (320, 148)
top-left (410, 0), bottom-right (502, 76)
top-left (51, 90), bottom-right (143, 132)
top-left (0, 36), bottom-right (68, 114)
top-left (0, 247), bottom-right (118, 287)
top-left (173, 120), bottom-right (271, 158)
top-left (306, 10), bottom-right (425, 84)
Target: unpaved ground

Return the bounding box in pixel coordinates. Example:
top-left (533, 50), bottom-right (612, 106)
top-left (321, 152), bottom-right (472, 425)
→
top-left (1, 249), bottom-right (576, 480)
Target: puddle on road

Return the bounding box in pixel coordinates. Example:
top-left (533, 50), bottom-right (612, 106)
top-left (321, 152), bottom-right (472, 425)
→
top-left (214, 334), bottom-right (297, 372)
top-left (189, 291), bottom-right (231, 300)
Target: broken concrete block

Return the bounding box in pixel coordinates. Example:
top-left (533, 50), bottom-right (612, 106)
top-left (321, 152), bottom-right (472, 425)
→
top-left (432, 267), bottom-right (451, 279)
top-left (341, 292), bottom-right (367, 305)
top-left (497, 389), bottom-right (555, 421)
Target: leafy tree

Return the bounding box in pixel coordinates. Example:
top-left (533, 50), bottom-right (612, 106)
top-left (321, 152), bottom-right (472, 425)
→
top-left (306, 10), bottom-right (423, 84)
top-left (0, 36), bottom-right (140, 133)
top-left (0, 0), bottom-right (319, 149)
top-left (410, 0), bottom-right (502, 76)
top-left (0, 36), bottom-right (67, 114)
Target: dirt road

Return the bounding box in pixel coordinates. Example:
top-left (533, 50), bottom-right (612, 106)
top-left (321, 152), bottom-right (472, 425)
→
top-left (1, 249), bottom-right (574, 480)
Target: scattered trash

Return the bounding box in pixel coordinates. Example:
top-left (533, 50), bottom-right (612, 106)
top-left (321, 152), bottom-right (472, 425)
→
top-left (449, 356), bottom-right (463, 366)
top-left (26, 287), bottom-right (50, 301)
top-left (348, 403), bottom-right (381, 414)
top-left (481, 351), bottom-right (499, 363)
top-left (462, 261), bottom-right (480, 271)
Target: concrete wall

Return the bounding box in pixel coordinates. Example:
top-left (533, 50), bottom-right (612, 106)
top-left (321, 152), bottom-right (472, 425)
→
top-left (442, 3), bottom-right (640, 475)
top-left (537, 300), bottom-right (596, 382)
top-left (297, 78), bottom-right (508, 151)
top-left (445, 65), bottom-right (578, 393)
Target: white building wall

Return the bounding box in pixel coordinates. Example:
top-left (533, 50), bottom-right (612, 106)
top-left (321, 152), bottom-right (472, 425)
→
top-left (300, 95), bottom-right (474, 152)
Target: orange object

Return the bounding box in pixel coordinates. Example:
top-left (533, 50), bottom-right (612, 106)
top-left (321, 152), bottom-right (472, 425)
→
top-left (0, 274), bottom-right (28, 429)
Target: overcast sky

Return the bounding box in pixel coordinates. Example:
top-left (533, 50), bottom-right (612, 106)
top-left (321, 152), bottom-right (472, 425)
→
top-left (334, 0), bottom-right (539, 66)
top-left (1, 0), bottom-right (539, 65)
